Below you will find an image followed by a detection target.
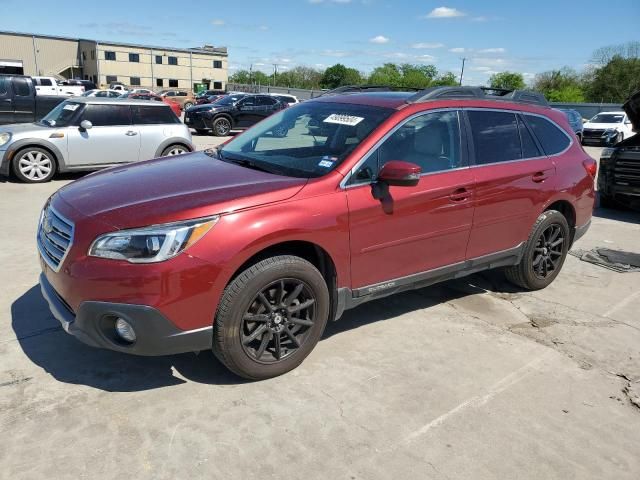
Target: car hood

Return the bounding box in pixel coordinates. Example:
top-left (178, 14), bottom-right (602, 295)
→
top-left (623, 89), bottom-right (639, 132)
top-left (0, 122), bottom-right (53, 136)
top-left (583, 122), bottom-right (622, 130)
top-left (57, 152), bottom-right (308, 229)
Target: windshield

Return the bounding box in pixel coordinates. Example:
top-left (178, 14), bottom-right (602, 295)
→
top-left (213, 95), bottom-right (244, 106)
top-left (39, 101), bottom-right (81, 127)
top-left (220, 101), bottom-right (393, 178)
top-left (81, 90), bottom-right (95, 97)
top-left (589, 113), bottom-right (624, 124)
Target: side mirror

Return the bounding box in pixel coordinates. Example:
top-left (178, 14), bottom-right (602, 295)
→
top-left (378, 160), bottom-right (421, 187)
top-left (79, 120), bottom-right (93, 131)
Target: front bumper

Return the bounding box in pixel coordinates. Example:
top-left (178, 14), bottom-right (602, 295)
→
top-left (184, 113), bottom-right (210, 130)
top-left (40, 273), bottom-right (213, 356)
top-left (572, 219), bottom-right (591, 245)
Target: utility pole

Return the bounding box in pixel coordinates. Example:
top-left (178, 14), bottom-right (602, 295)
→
top-left (459, 57), bottom-right (466, 86)
top-left (249, 64), bottom-right (253, 85)
top-left (272, 64), bottom-right (279, 87)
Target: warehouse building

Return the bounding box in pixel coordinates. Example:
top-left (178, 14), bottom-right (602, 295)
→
top-left (0, 30), bottom-right (228, 92)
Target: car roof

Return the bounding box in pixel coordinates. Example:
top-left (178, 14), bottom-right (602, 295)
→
top-left (594, 111), bottom-right (625, 115)
top-left (63, 97), bottom-right (169, 107)
top-left (311, 91), bottom-right (415, 108)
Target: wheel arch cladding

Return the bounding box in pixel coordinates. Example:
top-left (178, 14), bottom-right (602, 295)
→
top-left (10, 141), bottom-right (63, 172)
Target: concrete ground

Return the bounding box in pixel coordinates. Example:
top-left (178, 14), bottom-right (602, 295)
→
top-left (1, 142), bottom-right (639, 480)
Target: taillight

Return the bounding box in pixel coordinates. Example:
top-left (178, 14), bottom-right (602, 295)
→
top-left (583, 158), bottom-right (597, 178)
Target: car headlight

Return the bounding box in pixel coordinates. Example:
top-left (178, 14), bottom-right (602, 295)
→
top-left (603, 128), bottom-right (617, 136)
top-left (0, 132), bottom-right (11, 147)
top-left (600, 147), bottom-right (616, 160)
top-left (88, 215), bottom-right (219, 263)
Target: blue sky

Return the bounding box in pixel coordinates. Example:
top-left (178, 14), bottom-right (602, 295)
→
top-left (1, 0), bottom-right (638, 84)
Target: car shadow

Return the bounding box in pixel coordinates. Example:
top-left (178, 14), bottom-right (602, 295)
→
top-left (593, 206), bottom-right (640, 224)
top-left (12, 271), bottom-right (516, 392)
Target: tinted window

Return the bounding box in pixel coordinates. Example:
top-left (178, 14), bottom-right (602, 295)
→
top-left (129, 53), bottom-right (140, 63)
top-left (130, 77), bottom-right (141, 86)
top-left (169, 79), bottom-right (178, 88)
top-left (13, 77), bottom-right (31, 97)
top-left (0, 77), bottom-right (8, 95)
top-left (155, 55), bottom-right (162, 64)
top-left (257, 96), bottom-right (277, 106)
top-left (168, 56), bottom-right (178, 65)
top-left (105, 51), bottom-right (116, 61)
top-left (213, 60), bottom-right (223, 68)
top-left (156, 78), bottom-right (163, 87)
top-left (131, 105), bottom-right (178, 124)
top-left (213, 81), bottom-right (223, 89)
top-left (81, 105), bottom-right (132, 126)
top-left (38, 78), bottom-right (53, 86)
top-left (525, 115), bottom-right (571, 155)
top-left (106, 75), bottom-right (117, 84)
top-left (518, 116), bottom-right (542, 158)
top-left (468, 110), bottom-right (521, 164)
top-left (379, 110), bottom-right (463, 174)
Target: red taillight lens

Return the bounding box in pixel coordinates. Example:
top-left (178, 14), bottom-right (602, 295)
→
top-left (583, 158), bottom-right (597, 178)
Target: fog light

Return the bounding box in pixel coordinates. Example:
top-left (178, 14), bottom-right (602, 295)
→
top-left (115, 317), bottom-right (136, 343)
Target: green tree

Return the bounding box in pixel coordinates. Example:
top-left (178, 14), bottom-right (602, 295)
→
top-left (545, 85), bottom-right (585, 102)
top-left (229, 69), bottom-right (270, 85)
top-left (431, 71), bottom-right (458, 87)
top-left (367, 63), bottom-right (402, 86)
top-left (320, 63), bottom-right (363, 89)
top-left (532, 67), bottom-right (586, 102)
top-left (488, 71), bottom-right (525, 90)
top-left (586, 56), bottom-right (640, 103)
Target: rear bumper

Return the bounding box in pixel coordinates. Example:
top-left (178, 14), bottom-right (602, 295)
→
top-left (40, 273), bottom-right (213, 356)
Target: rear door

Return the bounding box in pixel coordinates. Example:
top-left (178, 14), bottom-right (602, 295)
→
top-left (132, 105), bottom-right (179, 160)
top-left (464, 109), bottom-right (556, 259)
top-left (11, 77), bottom-right (36, 123)
top-left (66, 104), bottom-right (140, 166)
top-left (34, 77), bottom-right (57, 96)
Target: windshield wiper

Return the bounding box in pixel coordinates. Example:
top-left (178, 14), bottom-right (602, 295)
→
top-left (223, 156), bottom-right (278, 174)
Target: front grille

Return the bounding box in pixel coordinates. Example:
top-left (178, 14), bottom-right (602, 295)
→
top-left (37, 205), bottom-right (74, 272)
top-left (613, 158), bottom-right (640, 187)
top-left (583, 128), bottom-right (605, 139)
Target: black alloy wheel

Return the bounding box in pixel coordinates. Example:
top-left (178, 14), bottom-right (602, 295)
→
top-left (213, 117), bottom-right (231, 136)
top-left (241, 279), bottom-right (316, 363)
top-left (531, 224), bottom-right (564, 279)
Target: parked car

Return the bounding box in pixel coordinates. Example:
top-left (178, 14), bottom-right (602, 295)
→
top-left (0, 74), bottom-right (65, 125)
top-left (124, 92), bottom-right (182, 118)
top-left (64, 79), bottom-right (97, 92)
top-left (196, 89), bottom-right (226, 98)
top-left (184, 94), bottom-right (286, 136)
top-left (195, 94), bottom-right (226, 105)
top-left (109, 82), bottom-right (127, 92)
top-left (0, 97), bottom-right (193, 183)
top-left (556, 108), bottom-right (583, 141)
top-left (33, 76), bottom-right (85, 96)
top-left (270, 94), bottom-right (300, 107)
top-left (582, 111), bottom-right (636, 146)
top-left (160, 90), bottom-right (196, 110)
top-left (596, 90), bottom-right (640, 209)
top-left (36, 86), bottom-right (595, 379)
top-left (81, 89), bottom-right (122, 98)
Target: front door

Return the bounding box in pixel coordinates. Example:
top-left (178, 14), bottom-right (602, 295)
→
top-left (0, 76), bottom-right (13, 123)
top-left (464, 109), bottom-right (557, 259)
top-left (67, 104), bottom-right (140, 167)
top-left (235, 96), bottom-right (261, 127)
top-left (346, 110), bottom-right (475, 289)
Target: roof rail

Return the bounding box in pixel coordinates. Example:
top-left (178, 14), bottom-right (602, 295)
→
top-left (407, 86), bottom-right (549, 106)
top-left (319, 85), bottom-right (422, 96)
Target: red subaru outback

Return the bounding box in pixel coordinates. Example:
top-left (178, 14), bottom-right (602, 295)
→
top-left (38, 86), bottom-right (595, 379)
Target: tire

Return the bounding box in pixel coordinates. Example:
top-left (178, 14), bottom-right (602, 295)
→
top-left (183, 102), bottom-right (194, 110)
top-left (12, 147), bottom-right (57, 183)
top-left (195, 129), bottom-right (209, 136)
top-left (213, 255), bottom-right (330, 380)
top-left (212, 117), bottom-right (232, 137)
top-left (160, 144), bottom-right (189, 156)
top-left (504, 210), bottom-right (570, 291)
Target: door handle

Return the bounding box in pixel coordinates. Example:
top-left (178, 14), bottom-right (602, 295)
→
top-left (125, 131), bottom-right (138, 136)
top-left (449, 187), bottom-right (470, 202)
top-left (532, 172), bottom-right (548, 183)
top-left (2, 99), bottom-right (11, 103)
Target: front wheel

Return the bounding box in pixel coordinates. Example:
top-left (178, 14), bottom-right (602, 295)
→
top-left (213, 255), bottom-right (330, 380)
top-left (504, 210), bottom-right (570, 290)
top-left (12, 147), bottom-right (56, 183)
top-left (183, 102), bottom-right (194, 110)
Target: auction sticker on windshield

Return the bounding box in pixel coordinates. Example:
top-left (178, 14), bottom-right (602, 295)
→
top-left (63, 104), bottom-right (80, 111)
top-left (323, 114), bottom-right (364, 126)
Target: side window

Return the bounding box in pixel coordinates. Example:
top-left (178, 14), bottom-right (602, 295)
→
top-left (39, 78), bottom-right (53, 86)
top-left (131, 106), bottom-right (178, 124)
top-left (524, 114), bottom-right (571, 155)
top-left (240, 96), bottom-right (256, 107)
top-left (257, 96), bottom-right (277, 106)
top-left (13, 77), bottom-right (31, 97)
top-left (81, 105), bottom-right (131, 126)
top-left (517, 115), bottom-right (542, 158)
top-left (468, 110), bottom-right (521, 164)
top-left (349, 111), bottom-right (463, 185)
top-left (0, 77), bottom-right (8, 96)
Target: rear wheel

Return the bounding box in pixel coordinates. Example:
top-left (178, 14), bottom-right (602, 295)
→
top-left (12, 147), bottom-right (56, 183)
top-left (160, 144), bottom-right (189, 156)
top-left (212, 117), bottom-right (232, 137)
top-left (183, 102), bottom-right (194, 110)
top-left (213, 255), bottom-right (330, 380)
top-left (505, 210), bottom-right (570, 290)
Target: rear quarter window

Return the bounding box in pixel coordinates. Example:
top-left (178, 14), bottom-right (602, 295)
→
top-left (467, 110), bottom-right (521, 164)
top-left (132, 105), bottom-right (179, 124)
top-left (524, 115), bottom-right (571, 155)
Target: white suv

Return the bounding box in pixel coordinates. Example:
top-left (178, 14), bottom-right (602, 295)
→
top-left (582, 111), bottom-right (636, 145)
top-left (0, 98), bottom-right (193, 183)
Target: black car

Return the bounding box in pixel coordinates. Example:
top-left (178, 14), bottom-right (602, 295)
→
top-left (196, 89), bottom-right (226, 98)
top-left (556, 108), bottom-right (584, 141)
top-left (184, 94), bottom-right (286, 136)
top-left (597, 90), bottom-right (640, 210)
